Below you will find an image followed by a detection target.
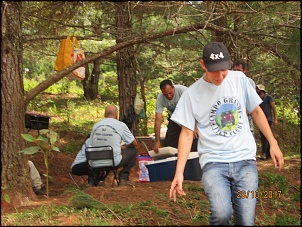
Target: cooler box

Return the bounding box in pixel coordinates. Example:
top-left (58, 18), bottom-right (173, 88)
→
top-left (148, 146), bottom-right (178, 160)
top-left (145, 152), bottom-right (202, 182)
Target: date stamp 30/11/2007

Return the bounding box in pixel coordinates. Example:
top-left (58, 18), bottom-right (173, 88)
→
top-left (236, 190), bottom-right (282, 199)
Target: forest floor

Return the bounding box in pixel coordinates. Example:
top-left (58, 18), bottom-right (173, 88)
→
top-left (1, 132), bottom-right (301, 226)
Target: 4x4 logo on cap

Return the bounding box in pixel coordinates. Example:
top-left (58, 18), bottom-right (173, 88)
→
top-left (209, 52), bottom-right (225, 60)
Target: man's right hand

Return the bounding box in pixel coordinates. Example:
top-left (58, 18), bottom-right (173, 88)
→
top-left (153, 141), bottom-right (161, 153)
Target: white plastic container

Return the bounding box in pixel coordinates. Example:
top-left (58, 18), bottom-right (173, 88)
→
top-left (148, 146), bottom-right (178, 159)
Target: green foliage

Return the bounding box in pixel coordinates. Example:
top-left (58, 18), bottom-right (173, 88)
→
top-left (291, 190), bottom-right (300, 202)
top-left (20, 129), bottom-right (60, 198)
top-left (21, 130), bottom-right (59, 155)
top-left (45, 79), bottom-right (84, 95)
top-left (274, 214), bottom-right (301, 226)
top-left (59, 139), bottom-right (86, 154)
top-left (1, 186), bottom-right (11, 204)
top-left (23, 55), bottom-right (56, 81)
top-left (186, 184), bottom-right (204, 192)
top-left (275, 101), bottom-right (300, 125)
top-left (24, 77), bottom-right (84, 95)
top-left (99, 71), bottom-right (119, 101)
top-left (67, 188), bottom-right (107, 210)
top-left (24, 78), bottom-right (39, 92)
top-left (258, 172), bottom-right (288, 193)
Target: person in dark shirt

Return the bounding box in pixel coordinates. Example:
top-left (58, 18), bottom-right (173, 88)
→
top-left (256, 84), bottom-right (278, 159)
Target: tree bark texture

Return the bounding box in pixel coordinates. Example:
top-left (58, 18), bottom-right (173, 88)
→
top-left (83, 58), bottom-right (102, 100)
top-left (115, 2), bottom-right (137, 134)
top-left (1, 1), bottom-right (34, 207)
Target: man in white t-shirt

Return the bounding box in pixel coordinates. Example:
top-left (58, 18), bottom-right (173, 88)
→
top-left (169, 42), bottom-right (284, 226)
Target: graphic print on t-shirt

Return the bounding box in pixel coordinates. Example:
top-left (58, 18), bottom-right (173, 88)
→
top-left (210, 97), bottom-right (244, 137)
top-left (92, 124), bottom-right (119, 143)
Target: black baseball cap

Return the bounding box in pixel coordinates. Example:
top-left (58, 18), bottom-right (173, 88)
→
top-left (202, 42), bottom-right (231, 72)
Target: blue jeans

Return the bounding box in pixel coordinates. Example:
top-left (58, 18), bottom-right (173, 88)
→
top-left (201, 160), bottom-right (258, 226)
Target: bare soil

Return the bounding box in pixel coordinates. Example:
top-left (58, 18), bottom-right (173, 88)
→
top-left (1, 135), bottom-right (301, 226)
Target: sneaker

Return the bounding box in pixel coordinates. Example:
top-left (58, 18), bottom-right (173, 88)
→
top-left (100, 171), bottom-right (107, 182)
top-left (34, 186), bottom-right (46, 195)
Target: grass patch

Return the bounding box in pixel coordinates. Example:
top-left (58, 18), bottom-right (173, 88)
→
top-left (259, 172), bottom-right (288, 193)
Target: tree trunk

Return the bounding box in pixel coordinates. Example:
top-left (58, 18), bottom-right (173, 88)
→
top-left (83, 58), bottom-right (102, 100)
top-left (136, 59), bottom-right (148, 136)
top-left (208, 4), bottom-right (231, 49)
top-left (115, 2), bottom-right (137, 134)
top-left (1, 1), bottom-right (34, 207)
